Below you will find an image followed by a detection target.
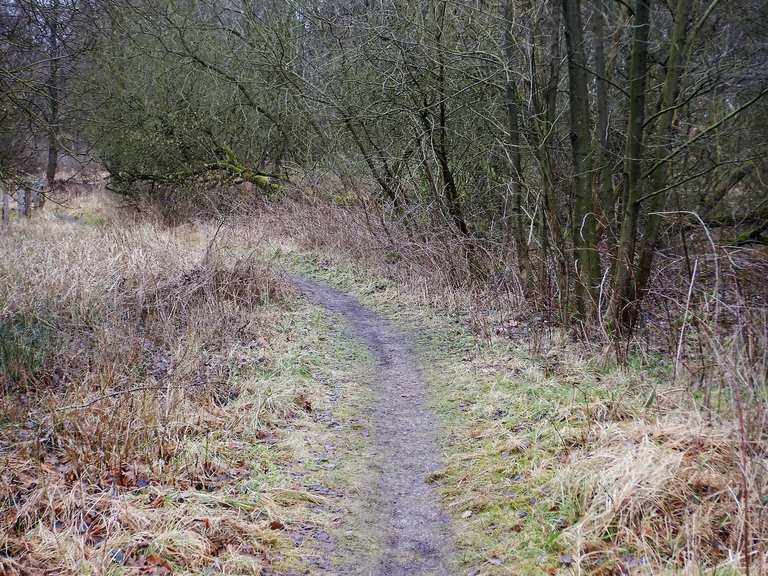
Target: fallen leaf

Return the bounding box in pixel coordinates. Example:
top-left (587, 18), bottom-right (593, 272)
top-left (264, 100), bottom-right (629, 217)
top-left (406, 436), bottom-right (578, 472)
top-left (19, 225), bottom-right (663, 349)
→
top-left (145, 553), bottom-right (173, 574)
top-left (294, 394), bottom-right (312, 412)
top-left (270, 519), bottom-right (285, 530)
top-left (127, 553), bottom-right (173, 574)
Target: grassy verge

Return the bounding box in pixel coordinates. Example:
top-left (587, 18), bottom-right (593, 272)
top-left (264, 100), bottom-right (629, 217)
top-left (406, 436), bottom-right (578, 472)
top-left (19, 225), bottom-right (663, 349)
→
top-left (262, 243), bottom-right (765, 576)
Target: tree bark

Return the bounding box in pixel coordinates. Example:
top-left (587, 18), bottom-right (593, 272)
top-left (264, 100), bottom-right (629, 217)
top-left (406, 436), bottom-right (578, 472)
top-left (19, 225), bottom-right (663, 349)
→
top-left (632, 0), bottom-right (694, 311)
top-left (526, 0), bottom-right (569, 318)
top-left (611, 0), bottom-right (652, 335)
top-left (434, 1), bottom-right (469, 238)
top-left (592, 1), bottom-right (614, 233)
top-left (503, 0), bottom-right (530, 287)
top-left (561, 0), bottom-right (600, 320)
top-left (43, 0), bottom-right (61, 209)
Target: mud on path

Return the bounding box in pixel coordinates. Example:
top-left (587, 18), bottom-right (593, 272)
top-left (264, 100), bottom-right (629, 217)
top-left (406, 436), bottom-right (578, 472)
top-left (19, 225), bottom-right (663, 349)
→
top-left (290, 275), bottom-right (452, 576)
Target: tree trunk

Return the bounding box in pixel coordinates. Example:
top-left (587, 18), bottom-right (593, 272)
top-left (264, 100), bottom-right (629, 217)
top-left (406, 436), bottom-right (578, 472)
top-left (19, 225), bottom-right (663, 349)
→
top-left (503, 0), bottom-right (530, 288)
top-left (561, 0), bottom-right (599, 321)
top-left (610, 0), bottom-right (652, 336)
top-left (526, 0), bottom-right (570, 318)
top-left (593, 1), bottom-right (614, 234)
top-left (631, 0), bottom-right (694, 312)
top-left (43, 0), bottom-right (61, 210)
top-left (435, 1), bottom-right (469, 239)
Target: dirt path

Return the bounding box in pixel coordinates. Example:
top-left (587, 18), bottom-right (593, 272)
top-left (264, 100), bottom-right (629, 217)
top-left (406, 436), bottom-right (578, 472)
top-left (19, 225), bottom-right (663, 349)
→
top-left (290, 275), bottom-right (452, 576)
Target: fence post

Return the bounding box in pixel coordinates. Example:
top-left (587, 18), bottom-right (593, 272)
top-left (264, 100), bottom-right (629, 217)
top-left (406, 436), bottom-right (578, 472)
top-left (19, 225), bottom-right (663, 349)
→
top-left (2, 186), bottom-right (8, 225)
top-left (24, 186), bottom-right (32, 217)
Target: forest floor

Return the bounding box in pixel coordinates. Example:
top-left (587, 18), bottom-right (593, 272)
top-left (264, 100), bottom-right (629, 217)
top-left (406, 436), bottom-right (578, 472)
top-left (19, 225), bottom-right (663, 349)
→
top-left (1, 190), bottom-right (764, 575)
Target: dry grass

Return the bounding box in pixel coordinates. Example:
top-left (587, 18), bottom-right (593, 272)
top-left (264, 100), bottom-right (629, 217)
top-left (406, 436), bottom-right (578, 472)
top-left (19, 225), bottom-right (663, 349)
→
top-left (6, 186), bottom-right (765, 574)
top-left (0, 192), bottom-right (324, 574)
top-left (416, 330), bottom-right (768, 575)
top-left (248, 189), bottom-right (521, 318)
top-left (555, 415), bottom-right (765, 573)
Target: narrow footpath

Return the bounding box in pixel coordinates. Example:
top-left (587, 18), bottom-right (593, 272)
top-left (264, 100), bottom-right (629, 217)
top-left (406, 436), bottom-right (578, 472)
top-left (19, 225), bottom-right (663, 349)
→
top-left (290, 275), bottom-right (452, 576)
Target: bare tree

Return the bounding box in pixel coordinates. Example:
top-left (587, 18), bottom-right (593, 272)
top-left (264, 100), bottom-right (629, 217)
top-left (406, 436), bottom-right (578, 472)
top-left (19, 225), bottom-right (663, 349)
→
top-left (72, 0), bottom-right (768, 351)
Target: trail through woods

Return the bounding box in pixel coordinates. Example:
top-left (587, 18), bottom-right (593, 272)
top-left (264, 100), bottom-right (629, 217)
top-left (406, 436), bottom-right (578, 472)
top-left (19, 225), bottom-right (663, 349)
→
top-left (290, 274), bottom-right (452, 575)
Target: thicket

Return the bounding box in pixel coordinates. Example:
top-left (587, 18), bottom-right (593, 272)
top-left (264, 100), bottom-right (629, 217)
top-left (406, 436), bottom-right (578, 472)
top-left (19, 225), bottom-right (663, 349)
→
top-left (70, 0), bottom-right (767, 337)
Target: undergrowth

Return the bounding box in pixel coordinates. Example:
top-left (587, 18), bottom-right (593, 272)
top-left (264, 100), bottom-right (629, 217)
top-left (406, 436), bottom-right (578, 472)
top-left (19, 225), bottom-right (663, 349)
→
top-left (3, 188), bottom-right (766, 575)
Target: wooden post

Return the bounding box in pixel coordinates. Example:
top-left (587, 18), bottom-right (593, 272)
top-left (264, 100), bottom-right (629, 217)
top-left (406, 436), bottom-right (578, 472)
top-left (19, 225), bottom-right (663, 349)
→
top-left (2, 187), bottom-right (8, 225)
top-left (24, 187), bottom-right (32, 218)
top-left (17, 186), bottom-right (25, 216)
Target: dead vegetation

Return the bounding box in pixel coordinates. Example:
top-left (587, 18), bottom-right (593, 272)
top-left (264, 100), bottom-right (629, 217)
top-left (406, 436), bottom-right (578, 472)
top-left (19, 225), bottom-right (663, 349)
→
top-left (0, 192), bottom-right (327, 574)
top-left (413, 324), bottom-right (767, 575)
top-left (556, 416), bottom-right (755, 571)
top-left (2, 184), bottom-right (766, 574)
top-left (251, 189), bottom-right (509, 311)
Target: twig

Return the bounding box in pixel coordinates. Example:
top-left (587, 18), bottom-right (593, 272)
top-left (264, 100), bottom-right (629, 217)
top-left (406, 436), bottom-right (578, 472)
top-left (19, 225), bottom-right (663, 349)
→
top-left (642, 87), bottom-right (768, 181)
top-left (673, 258), bottom-right (698, 383)
top-left (203, 217), bottom-right (227, 263)
top-left (54, 384), bottom-right (168, 412)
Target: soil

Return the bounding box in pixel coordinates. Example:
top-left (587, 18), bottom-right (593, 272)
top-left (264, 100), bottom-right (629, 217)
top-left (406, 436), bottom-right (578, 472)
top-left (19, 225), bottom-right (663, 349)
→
top-left (290, 274), bottom-right (453, 575)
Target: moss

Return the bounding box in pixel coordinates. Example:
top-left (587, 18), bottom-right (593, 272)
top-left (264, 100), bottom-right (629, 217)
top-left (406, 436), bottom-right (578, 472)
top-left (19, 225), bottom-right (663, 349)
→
top-left (219, 145), bottom-right (276, 189)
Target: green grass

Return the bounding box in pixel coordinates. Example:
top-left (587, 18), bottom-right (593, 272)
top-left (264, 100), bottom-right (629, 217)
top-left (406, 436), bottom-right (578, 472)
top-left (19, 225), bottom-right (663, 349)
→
top-left (256, 290), bottom-right (384, 572)
top-left (262, 245), bottom-right (578, 572)
top-left (174, 233), bottom-right (759, 575)
top-left (294, 290), bottom-right (395, 567)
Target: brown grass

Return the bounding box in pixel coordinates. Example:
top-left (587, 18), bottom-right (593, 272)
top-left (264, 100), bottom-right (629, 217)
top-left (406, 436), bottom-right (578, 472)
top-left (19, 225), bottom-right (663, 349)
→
top-left (0, 192), bottom-right (320, 574)
top-left (244, 189), bottom-right (524, 319)
top-left (5, 186), bottom-right (765, 574)
top-left (555, 415), bottom-right (765, 573)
